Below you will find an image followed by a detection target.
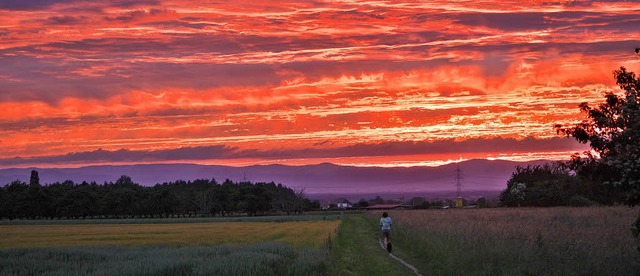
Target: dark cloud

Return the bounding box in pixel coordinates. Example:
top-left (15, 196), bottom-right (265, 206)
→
top-left (0, 137), bottom-right (586, 167)
top-left (104, 8), bottom-right (172, 22)
top-left (110, 0), bottom-right (160, 8)
top-left (558, 0), bottom-right (631, 7)
top-left (249, 137), bottom-right (586, 159)
top-left (105, 9), bottom-right (148, 22)
top-left (0, 52), bottom-right (282, 105)
top-left (0, 0), bottom-right (76, 10)
top-left (142, 20), bottom-right (211, 30)
top-left (456, 12), bottom-right (550, 31)
top-left (406, 12), bottom-right (450, 23)
top-left (7, 31), bottom-right (316, 57)
top-left (46, 15), bottom-right (89, 25)
top-left (442, 39), bottom-right (636, 62)
top-left (328, 9), bottom-right (386, 20)
top-left (129, 62), bottom-right (282, 90)
top-left (0, 146), bottom-right (240, 167)
top-left (281, 59), bottom-right (456, 81)
top-left (0, 55), bottom-right (131, 104)
top-left (455, 11), bottom-right (640, 34)
top-left (0, 0), bottom-right (158, 10)
top-left (0, 117), bottom-right (87, 132)
top-left (580, 16), bottom-right (640, 33)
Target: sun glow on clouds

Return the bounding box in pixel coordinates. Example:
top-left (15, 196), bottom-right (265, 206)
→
top-left (0, 0), bottom-right (639, 168)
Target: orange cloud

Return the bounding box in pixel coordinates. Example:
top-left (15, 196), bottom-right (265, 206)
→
top-left (0, 0), bottom-right (638, 168)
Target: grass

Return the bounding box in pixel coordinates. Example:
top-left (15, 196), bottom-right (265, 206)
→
top-left (327, 213), bottom-right (415, 276)
top-left (369, 206), bottom-right (640, 276)
top-left (0, 243), bottom-right (328, 275)
top-left (0, 220), bottom-right (341, 248)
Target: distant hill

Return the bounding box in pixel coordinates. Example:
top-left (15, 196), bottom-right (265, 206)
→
top-left (0, 159), bottom-right (550, 196)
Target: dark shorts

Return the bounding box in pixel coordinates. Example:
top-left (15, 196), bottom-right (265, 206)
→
top-left (382, 229), bottom-right (390, 238)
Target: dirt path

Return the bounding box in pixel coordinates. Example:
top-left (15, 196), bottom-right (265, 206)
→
top-left (378, 239), bottom-right (422, 276)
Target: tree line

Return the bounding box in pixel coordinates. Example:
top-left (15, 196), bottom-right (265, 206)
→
top-left (499, 161), bottom-right (623, 207)
top-left (0, 171), bottom-right (320, 220)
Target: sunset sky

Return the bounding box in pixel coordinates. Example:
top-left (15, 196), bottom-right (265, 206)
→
top-left (1, 0), bottom-right (639, 169)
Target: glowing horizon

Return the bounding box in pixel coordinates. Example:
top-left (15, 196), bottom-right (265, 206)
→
top-left (1, 0), bottom-right (639, 169)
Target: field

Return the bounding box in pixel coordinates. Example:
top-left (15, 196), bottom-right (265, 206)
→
top-left (1, 244), bottom-right (329, 275)
top-left (370, 206), bottom-right (640, 275)
top-left (0, 215), bottom-right (341, 275)
top-left (0, 220), bottom-right (339, 248)
top-left (2, 207), bottom-right (640, 275)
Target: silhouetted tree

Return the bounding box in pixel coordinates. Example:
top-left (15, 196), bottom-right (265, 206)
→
top-left (500, 163), bottom-right (582, 207)
top-left (353, 199), bottom-right (369, 208)
top-left (0, 186), bottom-right (4, 219)
top-left (26, 170), bottom-right (46, 219)
top-left (0, 173), bottom-right (318, 220)
top-left (556, 67), bottom-right (640, 205)
top-left (556, 66), bottom-right (640, 253)
top-left (371, 196), bottom-right (385, 205)
top-left (5, 180), bottom-right (28, 219)
top-left (29, 170), bottom-right (39, 187)
top-left (564, 153), bottom-right (622, 204)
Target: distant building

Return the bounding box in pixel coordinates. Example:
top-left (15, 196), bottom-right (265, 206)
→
top-left (336, 202), bottom-right (352, 209)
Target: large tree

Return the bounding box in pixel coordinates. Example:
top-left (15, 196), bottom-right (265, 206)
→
top-left (556, 66), bottom-right (640, 253)
top-left (556, 67), bottom-right (640, 205)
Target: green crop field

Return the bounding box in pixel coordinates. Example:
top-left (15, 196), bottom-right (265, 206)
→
top-left (0, 216), bottom-right (341, 275)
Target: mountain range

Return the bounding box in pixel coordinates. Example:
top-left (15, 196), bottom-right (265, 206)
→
top-left (0, 159), bottom-right (551, 198)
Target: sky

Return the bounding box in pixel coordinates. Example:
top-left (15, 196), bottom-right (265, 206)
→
top-left (1, 0), bottom-right (639, 169)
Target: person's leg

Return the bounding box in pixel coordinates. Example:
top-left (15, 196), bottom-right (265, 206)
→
top-left (383, 231), bottom-right (389, 245)
top-left (384, 231), bottom-right (392, 253)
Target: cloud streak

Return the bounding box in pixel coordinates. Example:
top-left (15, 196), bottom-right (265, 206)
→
top-left (0, 137), bottom-right (588, 168)
top-left (0, 0), bottom-right (638, 168)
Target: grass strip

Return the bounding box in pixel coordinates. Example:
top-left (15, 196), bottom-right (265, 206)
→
top-left (327, 214), bottom-right (414, 276)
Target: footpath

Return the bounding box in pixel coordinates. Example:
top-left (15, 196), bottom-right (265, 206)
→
top-left (378, 239), bottom-right (422, 276)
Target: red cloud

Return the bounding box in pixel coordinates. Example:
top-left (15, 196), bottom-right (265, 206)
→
top-left (0, 0), bottom-right (638, 167)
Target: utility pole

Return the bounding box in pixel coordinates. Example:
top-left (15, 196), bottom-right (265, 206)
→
top-left (455, 165), bottom-right (463, 208)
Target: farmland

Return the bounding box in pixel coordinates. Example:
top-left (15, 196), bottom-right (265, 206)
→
top-left (0, 215), bottom-right (341, 275)
top-left (370, 206), bottom-right (640, 275)
top-left (0, 220), bottom-right (340, 249)
top-left (2, 207), bottom-right (640, 275)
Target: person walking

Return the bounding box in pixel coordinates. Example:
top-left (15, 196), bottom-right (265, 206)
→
top-left (380, 212), bottom-right (392, 253)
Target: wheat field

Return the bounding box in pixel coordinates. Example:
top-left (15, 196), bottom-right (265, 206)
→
top-left (0, 218), bottom-right (340, 275)
top-left (0, 220), bottom-right (340, 248)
